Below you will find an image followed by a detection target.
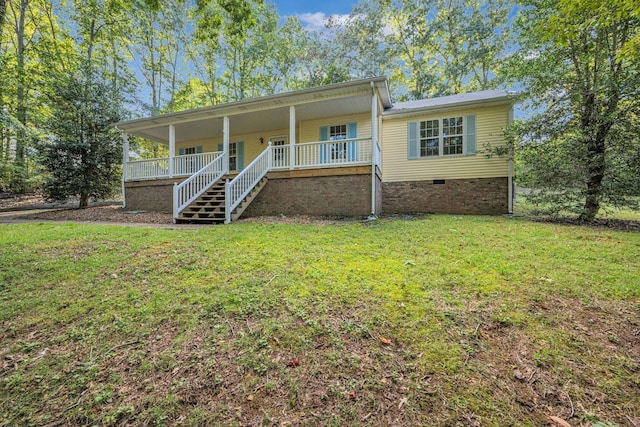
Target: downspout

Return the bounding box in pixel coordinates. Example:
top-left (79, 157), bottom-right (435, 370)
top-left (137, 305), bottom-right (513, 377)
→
top-left (369, 81), bottom-right (379, 219)
top-left (117, 127), bottom-right (128, 209)
top-left (507, 105), bottom-right (514, 214)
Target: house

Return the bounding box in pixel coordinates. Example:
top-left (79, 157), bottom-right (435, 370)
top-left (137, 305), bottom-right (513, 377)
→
top-left (114, 77), bottom-right (514, 223)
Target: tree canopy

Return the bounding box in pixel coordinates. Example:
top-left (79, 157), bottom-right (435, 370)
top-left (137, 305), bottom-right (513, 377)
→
top-left (1, 0), bottom-right (638, 218)
top-left (505, 0), bottom-right (640, 220)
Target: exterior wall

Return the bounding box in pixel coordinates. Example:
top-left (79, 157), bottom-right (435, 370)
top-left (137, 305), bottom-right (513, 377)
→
top-left (299, 113), bottom-right (372, 143)
top-left (175, 128), bottom-right (289, 171)
top-left (124, 178), bottom-right (185, 213)
top-left (174, 111), bottom-right (373, 170)
top-left (381, 104), bottom-right (511, 182)
top-left (381, 177), bottom-right (508, 215)
top-left (242, 166), bottom-right (376, 218)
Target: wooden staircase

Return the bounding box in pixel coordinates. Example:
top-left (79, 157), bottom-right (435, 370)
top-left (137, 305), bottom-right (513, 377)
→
top-left (176, 176), bottom-right (268, 224)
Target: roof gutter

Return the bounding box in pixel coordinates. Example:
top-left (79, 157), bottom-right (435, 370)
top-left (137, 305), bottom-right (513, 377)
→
top-left (382, 97), bottom-right (514, 120)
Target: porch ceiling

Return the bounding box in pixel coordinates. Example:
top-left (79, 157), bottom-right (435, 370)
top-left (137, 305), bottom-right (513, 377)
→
top-left (115, 77), bottom-right (390, 144)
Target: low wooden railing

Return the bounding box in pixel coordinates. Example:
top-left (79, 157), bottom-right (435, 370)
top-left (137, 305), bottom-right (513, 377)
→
top-left (126, 152), bottom-right (223, 181)
top-left (285, 138), bottom-right (372, 169)
top-left (174, 152), bottom-right (222, 176)
top-left (126, 158), bottom-right (170, 180)
top-left (173, 152), bottom-right (228, 221)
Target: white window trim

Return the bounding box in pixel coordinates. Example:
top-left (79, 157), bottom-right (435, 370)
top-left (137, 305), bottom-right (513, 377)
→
top-left (419, 116), bottom-right (465, 158)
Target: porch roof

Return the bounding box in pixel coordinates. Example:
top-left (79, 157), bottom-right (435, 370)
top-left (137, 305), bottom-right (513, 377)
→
top-left (114, 77), bottom-right (392, 144)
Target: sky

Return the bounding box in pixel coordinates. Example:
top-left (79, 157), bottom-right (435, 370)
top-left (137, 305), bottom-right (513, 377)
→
top-left (272, 0), bottom-right (356, 31)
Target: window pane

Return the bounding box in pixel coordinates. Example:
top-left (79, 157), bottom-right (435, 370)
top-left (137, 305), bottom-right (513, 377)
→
top-left (330, 124), bottom-right (347, 140)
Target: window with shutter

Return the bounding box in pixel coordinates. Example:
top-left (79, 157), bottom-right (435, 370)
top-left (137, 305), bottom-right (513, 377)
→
top-left (408, 115), bottom-right (476, 159)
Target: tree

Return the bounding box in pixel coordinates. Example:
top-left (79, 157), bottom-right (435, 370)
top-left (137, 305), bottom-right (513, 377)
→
top-left (39, 67), bottom-right (123, 208)
top-left (0, 0), bottom-right (8, 33)
top-left (507, 0), bottom-right (640, 220)
top-left (383, 0), bottom-right (512, 100)
top-left (327, 0), bottom-right (392, 80)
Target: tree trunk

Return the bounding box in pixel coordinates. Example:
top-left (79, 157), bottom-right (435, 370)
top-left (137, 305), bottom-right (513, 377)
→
top-left (79, 193), bottom-right (89, 208)
top-left (580, 136), bottom-right (606, 221)
top-left (15, 0), bottom-right (29, 166)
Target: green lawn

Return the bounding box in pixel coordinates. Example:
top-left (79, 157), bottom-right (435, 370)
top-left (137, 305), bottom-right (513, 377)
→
top-left (1, 216), bottom-right (638, 426)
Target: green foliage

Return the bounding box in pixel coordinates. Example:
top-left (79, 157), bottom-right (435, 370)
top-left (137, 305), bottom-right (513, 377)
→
top-left (0, 159), bottom-right (42, 193)
top-left (506, 0), bottom-right (640, 220)
top-left (39, 68), bottom-right (123, 207)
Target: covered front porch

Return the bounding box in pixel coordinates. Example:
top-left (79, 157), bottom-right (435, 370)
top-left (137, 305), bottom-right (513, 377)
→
top-left (115, 78), bottom-right (391, 223)
top-left (124, 137), bottom-right (375, 182)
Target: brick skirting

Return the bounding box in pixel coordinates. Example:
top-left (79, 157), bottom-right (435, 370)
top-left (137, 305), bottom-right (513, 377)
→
top-left (243, 167), bottom-right (379, 218)
top-left (124, 174), bottom-right (507, 217)
top-left (381, 177), bottom-right (508, 215)
top-left (124, 178), bottom-right (185, 213)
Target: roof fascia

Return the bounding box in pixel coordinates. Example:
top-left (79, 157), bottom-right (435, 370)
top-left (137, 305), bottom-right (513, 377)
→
top-left (116, 77), bottom-right (390, 133)
top-left (381, 97), bottom-right (513, 120)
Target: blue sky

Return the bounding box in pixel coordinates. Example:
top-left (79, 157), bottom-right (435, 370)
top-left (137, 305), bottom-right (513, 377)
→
top-left (274, 0), bottom-right (355, 16)
top-left (273, 0), bottom-right (356, 30)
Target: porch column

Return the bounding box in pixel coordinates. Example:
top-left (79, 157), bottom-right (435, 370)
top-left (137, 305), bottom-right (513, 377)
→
top-left (370, 85), bottom-right (379, 216)
top-left (122, 133), bottom-right (129, 208)
top-left (289, 105), bottom-right (296, 170)
top-left (168, 124), bottom-right (176, 178)
top-left (223, 116), bottom-right (230, 173)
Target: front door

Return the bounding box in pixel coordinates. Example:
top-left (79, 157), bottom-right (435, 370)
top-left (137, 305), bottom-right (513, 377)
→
top-left (270, 136), bottom-right (288, 168)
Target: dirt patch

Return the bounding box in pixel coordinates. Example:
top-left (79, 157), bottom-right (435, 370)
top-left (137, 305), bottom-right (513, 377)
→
top-left (528, 216), bottom-right (640, 232)
top-left (11, 205), bottom-right (174, 224)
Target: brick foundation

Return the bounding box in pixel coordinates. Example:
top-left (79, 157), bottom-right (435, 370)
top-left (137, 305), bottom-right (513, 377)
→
top-left (242, 167), bottom-right (379, 218)
top-left (382, 177), bottom-right (508, 215)
top-left (125, 173), bottom-right (507, 217)
top-left (124, 178), bottom-right (185, 213)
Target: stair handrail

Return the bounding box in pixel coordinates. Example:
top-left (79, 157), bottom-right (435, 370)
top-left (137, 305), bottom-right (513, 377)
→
top-left (225, 144), bottom-right (272, 224)
top-left (173, 152), bottom-right (228, 222)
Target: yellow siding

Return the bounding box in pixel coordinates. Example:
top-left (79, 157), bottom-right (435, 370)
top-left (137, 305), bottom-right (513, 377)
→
top-left (381, 105), bottom-right (510, 182)
top-left (175, 113), bottom-right (372, 166)
top-left (176, 128), bottom-right (289, 166)
top-left (299, 113), bottom-right (372, 143)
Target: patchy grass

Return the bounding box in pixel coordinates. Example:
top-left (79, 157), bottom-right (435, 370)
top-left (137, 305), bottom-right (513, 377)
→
top-left (514, 193), bottom-right (640, 222)
top-left (1, 216), bottom-right (638, 426)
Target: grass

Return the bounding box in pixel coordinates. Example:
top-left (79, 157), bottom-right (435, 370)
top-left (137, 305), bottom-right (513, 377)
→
top-left (1, 216), bottom-right (639, 426)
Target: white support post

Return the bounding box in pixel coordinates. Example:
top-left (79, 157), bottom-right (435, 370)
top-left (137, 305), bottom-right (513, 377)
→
top-left (122, 133), bottom-right (129, 208)
top-left (370, 83), bottom-right (379, 217)
top-left (223, 116), bottom-right (230, 174)
top-left (289, 105), bottom-right (296, 170)
top-left (169, 124), bottom-right (176, 178)
top-left (224, 178), bottom-right (231, 224)
top-left (173, 182), bottom-right (178, 223)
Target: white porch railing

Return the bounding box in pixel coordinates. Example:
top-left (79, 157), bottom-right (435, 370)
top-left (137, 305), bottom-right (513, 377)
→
top-left (173, 152), bottom-right (228, 221)
top-left (126, 152), bottom-right (223, 181)
top-left (288, 138), bottom-right (372, 169)
top-left (225, 145), bottom-right (272, 224)
top-left (174, 152), bottom-right (223, 176)
top-left (127, 158), bottom-right (170, 180)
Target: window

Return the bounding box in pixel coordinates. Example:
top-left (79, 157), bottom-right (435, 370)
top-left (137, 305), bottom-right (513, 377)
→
top-left (329, 124), bottom-right (347, 161)
top-left (442, 117), bottom-right (463, 155)
top-left (409, 115), bottom-right (475, 159)
top-left (420, 120), bottom-right (440, 157)
top-left (184, 147), bottom-right (197, 155)
top-left (319, 122), bottom-right (357, 163)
